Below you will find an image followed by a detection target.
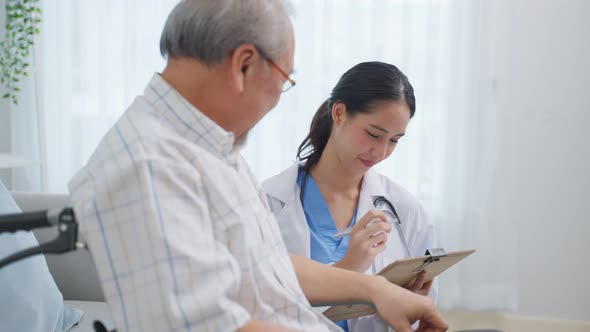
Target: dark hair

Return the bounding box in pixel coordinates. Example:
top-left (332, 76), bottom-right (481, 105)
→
top-left (296, 61), bottom-right (416, 170)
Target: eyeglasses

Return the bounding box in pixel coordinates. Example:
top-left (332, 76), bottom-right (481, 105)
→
top-left (267, 58), bottom-right (296, 92)
top-left (257, 48), bottom-right (296, 92)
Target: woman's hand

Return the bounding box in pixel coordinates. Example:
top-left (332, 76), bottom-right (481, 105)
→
top-left (405, 271), bottom-right (434, 296)
top-left (334, 210), bottom-right (392, 272)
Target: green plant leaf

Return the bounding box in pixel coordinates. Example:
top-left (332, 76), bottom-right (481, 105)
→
top-left (1, 0), bottom-right (42, 105)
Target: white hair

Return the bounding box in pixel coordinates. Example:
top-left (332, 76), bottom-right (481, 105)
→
top-left (160, 0), bottom-right (293, 64)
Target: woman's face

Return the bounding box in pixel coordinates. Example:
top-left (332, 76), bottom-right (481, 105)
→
top-left (331, 100), bottom-right (411, 175)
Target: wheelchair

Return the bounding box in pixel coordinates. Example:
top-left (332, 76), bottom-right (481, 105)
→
top-left (0, 208), bottom-right (115, 332)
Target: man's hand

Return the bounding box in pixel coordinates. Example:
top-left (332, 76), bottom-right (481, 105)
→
top-left (290, 254), bottom-right (447, 331)
top-left (370, 276), bottom-right (447, 332)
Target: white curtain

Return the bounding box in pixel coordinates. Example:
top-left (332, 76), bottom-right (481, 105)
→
top-left (242, 0), bottom-right (515, 312)
top-left (13, 0), bottom-right (516, 312)
top-left (14, 0), bottom-right (178, 193)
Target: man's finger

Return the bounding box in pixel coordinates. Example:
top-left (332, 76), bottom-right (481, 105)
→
top-left (418, 307), bottom-right (449, 331)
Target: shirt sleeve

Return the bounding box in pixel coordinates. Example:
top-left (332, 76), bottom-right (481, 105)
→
top-left (71, 159), bottom-right (251, 331)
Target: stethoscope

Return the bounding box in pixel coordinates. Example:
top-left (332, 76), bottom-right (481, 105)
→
top-left (299, 168), bottom-right (412, 258)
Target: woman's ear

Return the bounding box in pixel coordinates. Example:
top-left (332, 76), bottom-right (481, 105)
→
top-left (230, 44), bottom-right (258, 93)
top-left (331, 102), bottom-right (348, 126)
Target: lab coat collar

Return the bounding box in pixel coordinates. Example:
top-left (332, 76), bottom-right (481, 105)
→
top-left (265, 164), bottom-right (388, 206)
top-left (360, 167), bottom-right (388, 201)
top-left (264, 163), bottom-right (302, 204)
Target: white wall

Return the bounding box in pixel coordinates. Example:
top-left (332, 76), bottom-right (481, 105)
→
top-left (489, 0), bottom-right (590, 321)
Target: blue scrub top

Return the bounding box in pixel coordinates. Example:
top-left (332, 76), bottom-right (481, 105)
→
top-left (298, 169), bottom-right (357, 332)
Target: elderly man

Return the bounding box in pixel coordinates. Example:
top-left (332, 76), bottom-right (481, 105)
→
top-left (69, 1), bottom-right (448, 331)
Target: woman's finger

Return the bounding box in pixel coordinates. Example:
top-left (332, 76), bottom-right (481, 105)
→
top-left (354, 210), bottom-right (387, 230)
top-left (409, 271), bottom-right (426, 291)
top-left (371, 241), bottom-right (388, 254)
top-left (420, 280), bottom-right (434, 295)
top-left (368, 232), bottom-right (388, 246)
top-left (362, 220), bottom-right (392, 237)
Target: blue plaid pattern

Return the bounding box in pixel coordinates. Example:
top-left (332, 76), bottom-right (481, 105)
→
top-left (69, 74), bottom-right (341, 332)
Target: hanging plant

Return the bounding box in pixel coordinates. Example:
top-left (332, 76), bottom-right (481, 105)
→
top-left (0, 0), bottom-right (41, 106)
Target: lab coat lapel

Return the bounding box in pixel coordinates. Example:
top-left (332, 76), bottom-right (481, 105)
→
top-left (359, 169), bottom-right (404, 272)
top-left (263, 163), bottom-right (311, 257)
top-left (264, 164), bottom-right (299, 205)
top-left (358, 168), bottom-right (388, 221)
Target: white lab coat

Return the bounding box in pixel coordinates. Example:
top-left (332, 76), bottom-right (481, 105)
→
top-left (262, 163), bottom-right (438, 332)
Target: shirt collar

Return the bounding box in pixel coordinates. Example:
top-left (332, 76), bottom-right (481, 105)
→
top-left (143, 73), bottom-right (239, 159)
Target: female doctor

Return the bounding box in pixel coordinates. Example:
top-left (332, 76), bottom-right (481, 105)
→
top-left (263, 62), bottom-right (437, 332)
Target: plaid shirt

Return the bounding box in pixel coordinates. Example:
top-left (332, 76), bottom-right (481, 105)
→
top-left (69, 74), bottom-right (341, 332)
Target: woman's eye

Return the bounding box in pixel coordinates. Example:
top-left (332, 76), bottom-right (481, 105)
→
top-left (390, 139), bottom-right (399, 144)
top-left (366, 130), bottom-right (379, 139)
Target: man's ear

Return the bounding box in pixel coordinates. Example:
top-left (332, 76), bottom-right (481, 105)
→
top-left (230, 44), bottom-right (258, 93)
top-left (331, 102), bottom-right (348, 126)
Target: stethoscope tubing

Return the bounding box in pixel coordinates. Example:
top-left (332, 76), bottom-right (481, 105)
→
top-left (299, 169), bottom-right (412, 258)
